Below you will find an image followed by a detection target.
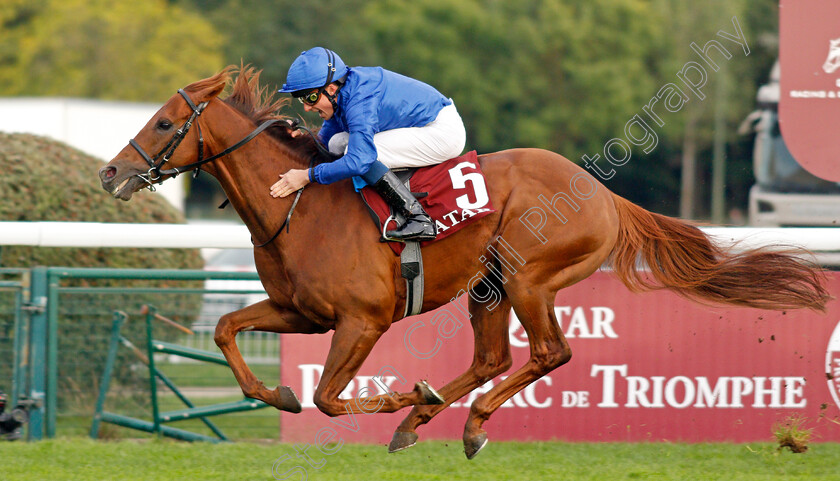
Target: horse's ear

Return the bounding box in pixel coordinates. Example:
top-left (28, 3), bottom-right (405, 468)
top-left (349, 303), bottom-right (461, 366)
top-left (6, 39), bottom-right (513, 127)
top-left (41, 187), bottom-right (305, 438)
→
top-left (193, 81), bottom-right (227, 104)
top-left (183, 66), bottom-right (235, 104)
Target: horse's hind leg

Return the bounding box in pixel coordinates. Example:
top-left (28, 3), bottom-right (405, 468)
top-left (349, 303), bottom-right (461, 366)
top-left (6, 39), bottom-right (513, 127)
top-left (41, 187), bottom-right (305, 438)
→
top-left (389, 281), bottom-right (512, 452)
top-left (462, 289), bottom-right (571, 459)
top-left (310, 317), bottom-right (445, 417)
top-left (214, 299), bottom-right (327, 412)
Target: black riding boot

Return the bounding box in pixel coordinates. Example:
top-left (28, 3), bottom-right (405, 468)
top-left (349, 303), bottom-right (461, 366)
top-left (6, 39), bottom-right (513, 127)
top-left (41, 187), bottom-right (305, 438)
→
top-left (371, 171), bottom-right (437, 242)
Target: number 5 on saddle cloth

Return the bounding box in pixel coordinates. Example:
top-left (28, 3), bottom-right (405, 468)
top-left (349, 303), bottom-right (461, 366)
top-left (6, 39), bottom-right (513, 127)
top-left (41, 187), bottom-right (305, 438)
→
top-left (359, 151), bottom-right (496, 317)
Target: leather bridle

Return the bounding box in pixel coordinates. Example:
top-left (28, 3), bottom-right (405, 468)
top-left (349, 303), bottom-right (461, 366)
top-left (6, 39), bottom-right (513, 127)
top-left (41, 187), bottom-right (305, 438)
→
top-left (127, 88), bottom-right (315, 247)
top-left (129, 89), bottom-right (288, 190)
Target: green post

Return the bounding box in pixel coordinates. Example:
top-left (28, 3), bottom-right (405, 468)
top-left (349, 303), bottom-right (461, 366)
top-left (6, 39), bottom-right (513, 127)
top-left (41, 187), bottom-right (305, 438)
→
top-left (45, 269), bottom-right (59, 438)
top-left (90, 311), bottom-right (127, 439)
top-left (145, 305), bottom-right (161, 436)
top-left (11, 283), bottom-right (26, 406)
top-left (27, 267), bottom-right (48, 441)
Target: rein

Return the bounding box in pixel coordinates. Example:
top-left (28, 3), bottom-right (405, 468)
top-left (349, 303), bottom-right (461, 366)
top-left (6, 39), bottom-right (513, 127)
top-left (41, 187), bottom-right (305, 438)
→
top-left (128, 89), bottom-right (322, 247)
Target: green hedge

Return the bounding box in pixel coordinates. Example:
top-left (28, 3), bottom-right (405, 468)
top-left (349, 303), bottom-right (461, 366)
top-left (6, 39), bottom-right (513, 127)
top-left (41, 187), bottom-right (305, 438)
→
top-left (0, 132), bottom-right (202, 267)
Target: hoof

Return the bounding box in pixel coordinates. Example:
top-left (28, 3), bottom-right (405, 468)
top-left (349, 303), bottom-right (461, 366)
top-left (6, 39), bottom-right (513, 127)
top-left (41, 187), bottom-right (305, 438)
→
top-left (388, 431), bottom-right (419, 453)
top-left (416, 380), bottom-right (445, 405)
top-left (276, 386), bottom-right (302, 413)
top-left (464, 432), bottom-right (488, 460)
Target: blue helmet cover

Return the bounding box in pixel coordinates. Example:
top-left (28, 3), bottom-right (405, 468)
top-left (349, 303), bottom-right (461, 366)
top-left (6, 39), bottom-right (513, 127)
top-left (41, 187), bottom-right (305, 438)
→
top-left (279, 47), bottom-right (348, 93)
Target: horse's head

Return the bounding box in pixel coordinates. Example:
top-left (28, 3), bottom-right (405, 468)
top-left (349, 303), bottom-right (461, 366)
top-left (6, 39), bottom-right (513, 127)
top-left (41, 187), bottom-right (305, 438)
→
top-left (98, 69), bottom-right (230, 200)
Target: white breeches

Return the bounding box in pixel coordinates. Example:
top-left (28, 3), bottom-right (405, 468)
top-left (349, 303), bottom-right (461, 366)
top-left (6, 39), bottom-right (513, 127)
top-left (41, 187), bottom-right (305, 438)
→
top-left (327, 102), bottom-right (466, 168)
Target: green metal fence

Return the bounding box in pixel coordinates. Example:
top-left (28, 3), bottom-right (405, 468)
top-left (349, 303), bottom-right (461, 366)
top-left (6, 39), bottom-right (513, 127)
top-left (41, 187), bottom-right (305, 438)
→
top-left (90, 308), bottom-right (270, 443)
top-left (0, 269), bottom-right (29, 411)
top-left (3, 267), bottom-right (282, 442)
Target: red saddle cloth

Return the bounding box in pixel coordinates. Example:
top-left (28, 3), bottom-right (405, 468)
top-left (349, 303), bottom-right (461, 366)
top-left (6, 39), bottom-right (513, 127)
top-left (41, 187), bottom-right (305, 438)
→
top-left (360, 151), bottom-right (495, 255)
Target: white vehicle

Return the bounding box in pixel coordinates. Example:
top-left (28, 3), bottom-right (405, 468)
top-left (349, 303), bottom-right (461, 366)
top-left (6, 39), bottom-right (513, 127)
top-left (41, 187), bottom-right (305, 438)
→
top-left (745, 61), bottom-right (840, 227)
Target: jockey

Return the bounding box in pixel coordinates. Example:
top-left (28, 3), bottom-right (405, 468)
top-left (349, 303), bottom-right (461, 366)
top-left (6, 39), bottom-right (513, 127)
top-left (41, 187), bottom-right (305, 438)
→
top-left (270, 47), bottom-right (466, 242)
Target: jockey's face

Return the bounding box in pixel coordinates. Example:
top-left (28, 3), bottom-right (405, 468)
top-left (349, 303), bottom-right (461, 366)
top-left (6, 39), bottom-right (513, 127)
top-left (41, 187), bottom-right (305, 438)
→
top-left (301, 83), bottom-right (338, 120)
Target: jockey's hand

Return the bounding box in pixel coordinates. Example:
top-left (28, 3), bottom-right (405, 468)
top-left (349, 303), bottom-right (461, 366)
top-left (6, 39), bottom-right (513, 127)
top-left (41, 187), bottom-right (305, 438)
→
top-left (270, 169), bottom-right (310, 198)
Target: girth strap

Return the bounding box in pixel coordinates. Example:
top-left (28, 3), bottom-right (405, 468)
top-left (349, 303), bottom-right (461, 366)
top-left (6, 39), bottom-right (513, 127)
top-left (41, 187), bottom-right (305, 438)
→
top-left (398, 175), bottom-right (424, 317)
top-left (401, 241), bottom-right (424, 318)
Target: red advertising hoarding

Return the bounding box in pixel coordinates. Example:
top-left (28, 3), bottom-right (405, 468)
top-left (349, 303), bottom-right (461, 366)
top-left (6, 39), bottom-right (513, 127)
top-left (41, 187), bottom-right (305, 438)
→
top-left (279, 272), bottom-right (840, 444)
top-left (779, 0), bottom-right (840, 182)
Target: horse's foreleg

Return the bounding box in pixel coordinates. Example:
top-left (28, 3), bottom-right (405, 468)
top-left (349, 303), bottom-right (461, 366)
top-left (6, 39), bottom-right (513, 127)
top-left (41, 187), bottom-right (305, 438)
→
top-left (462, 292), bottom-right (571, 459)
top-left (311, 318), bottom-right (444, 417)
top-left (389, 290), bottom-right (512, 453)
top-left (214, 299), bottom-right (327, 412)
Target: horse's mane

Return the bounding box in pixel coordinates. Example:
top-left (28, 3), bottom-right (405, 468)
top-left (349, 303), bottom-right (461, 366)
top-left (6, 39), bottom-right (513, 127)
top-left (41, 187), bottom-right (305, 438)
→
top-left (183, 65), bottom-right (329, 166)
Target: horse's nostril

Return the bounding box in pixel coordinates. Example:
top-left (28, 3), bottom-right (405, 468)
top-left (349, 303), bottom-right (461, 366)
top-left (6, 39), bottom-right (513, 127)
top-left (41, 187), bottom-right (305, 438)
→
top-left (99, 165), bottom-right (117, 181)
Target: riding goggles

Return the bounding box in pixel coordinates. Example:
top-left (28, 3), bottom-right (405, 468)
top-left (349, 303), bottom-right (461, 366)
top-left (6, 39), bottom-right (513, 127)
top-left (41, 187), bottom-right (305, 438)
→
top-left (297, 89), bottom-right (322, 106)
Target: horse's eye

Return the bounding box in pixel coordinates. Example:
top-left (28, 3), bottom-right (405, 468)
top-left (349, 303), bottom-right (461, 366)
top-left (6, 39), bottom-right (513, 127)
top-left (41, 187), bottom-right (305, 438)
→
top-left (157, 119), bottom-right (173, 131)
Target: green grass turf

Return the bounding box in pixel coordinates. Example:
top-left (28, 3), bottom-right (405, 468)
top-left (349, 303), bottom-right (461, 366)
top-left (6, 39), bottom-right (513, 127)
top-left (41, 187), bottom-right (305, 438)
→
top-left (4, 439), bottom-right (840, 481)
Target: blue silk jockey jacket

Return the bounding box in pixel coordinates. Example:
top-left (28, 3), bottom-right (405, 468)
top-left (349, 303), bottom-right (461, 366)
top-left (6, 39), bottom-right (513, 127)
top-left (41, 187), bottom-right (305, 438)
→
top-left (311, 66), bottom-right (452, 186)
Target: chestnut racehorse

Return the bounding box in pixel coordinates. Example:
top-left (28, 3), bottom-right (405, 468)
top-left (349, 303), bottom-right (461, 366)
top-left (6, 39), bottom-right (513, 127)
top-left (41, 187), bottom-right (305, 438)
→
top-left (98, 67), bottom-right (829, 458)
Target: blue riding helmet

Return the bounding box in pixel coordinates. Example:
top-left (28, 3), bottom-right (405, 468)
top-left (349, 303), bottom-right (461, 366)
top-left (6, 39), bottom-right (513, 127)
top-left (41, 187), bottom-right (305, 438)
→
top-left (279, 47), bottom-right (348, 93)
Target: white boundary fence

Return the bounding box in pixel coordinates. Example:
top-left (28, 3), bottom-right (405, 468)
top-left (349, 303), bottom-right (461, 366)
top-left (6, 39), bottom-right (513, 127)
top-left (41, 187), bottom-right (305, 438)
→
top-left (0, 222), bottom-right (252, 248)
top-left (0, 221), bottom-right (838, 255)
